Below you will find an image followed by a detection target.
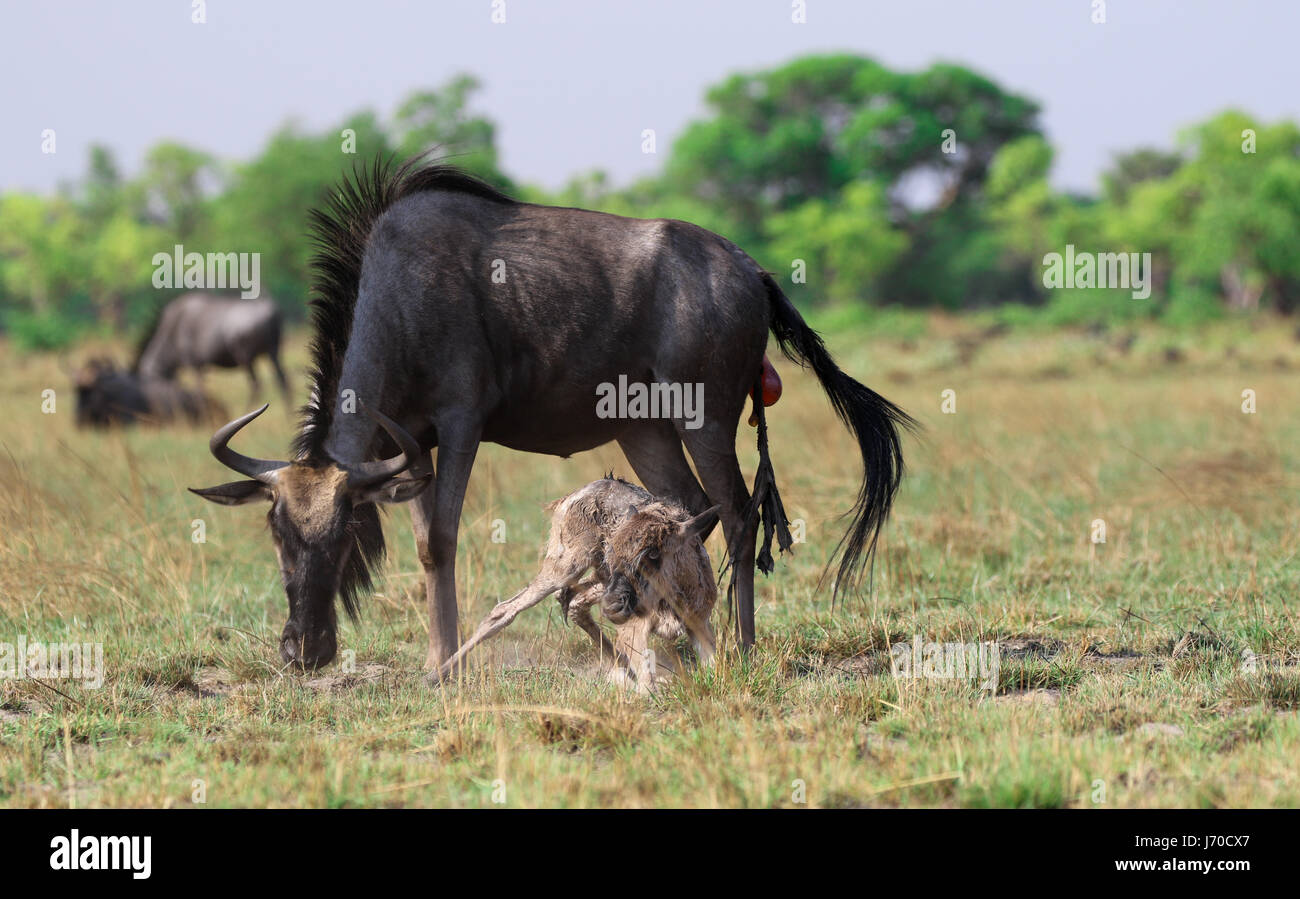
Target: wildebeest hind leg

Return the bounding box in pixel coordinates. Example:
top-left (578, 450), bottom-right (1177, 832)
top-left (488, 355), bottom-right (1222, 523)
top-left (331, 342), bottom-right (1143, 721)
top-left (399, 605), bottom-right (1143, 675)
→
top-left (616, 421), bottom-right (712, 527)
top-left (681, 426), bottom-right (758, 648)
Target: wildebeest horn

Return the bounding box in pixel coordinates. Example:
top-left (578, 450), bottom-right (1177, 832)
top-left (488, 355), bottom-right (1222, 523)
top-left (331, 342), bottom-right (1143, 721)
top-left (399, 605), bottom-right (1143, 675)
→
top-left (345, 402), bottom-right (423, 490)
top-left (209, 404), bottom-right (288, 483)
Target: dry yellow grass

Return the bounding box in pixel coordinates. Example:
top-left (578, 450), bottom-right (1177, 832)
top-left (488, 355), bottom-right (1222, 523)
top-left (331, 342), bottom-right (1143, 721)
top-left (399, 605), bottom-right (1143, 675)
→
top-left (1, 314), bottom-right (1298, 807)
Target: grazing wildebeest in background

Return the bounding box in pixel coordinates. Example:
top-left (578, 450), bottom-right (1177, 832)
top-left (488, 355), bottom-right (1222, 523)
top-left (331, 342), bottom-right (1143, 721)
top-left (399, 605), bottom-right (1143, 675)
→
top-left (439, 476), bottom-right (720, 689)
top-left (74, 357), bottom-right (228, 428)
top-left (135, 292), bottom-right (289, 403)
top-left (190, 158), bottom-right (913, 674)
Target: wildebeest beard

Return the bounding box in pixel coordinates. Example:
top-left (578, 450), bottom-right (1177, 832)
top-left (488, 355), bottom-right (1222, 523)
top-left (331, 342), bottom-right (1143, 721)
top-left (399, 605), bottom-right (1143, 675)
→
top-left (270, 487), bottom-right (385, 624)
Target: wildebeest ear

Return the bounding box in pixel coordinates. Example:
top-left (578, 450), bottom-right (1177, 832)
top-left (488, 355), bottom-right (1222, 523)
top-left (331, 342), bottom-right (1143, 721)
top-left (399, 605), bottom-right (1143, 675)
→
top-left (357, 472), bottom-right (433, 506)
top-left (626, 504), bottom-right (640, 518)
top-left (189, 481), bottom-right (272, 506)
top-left (679, 505), bottom-right (721, 541)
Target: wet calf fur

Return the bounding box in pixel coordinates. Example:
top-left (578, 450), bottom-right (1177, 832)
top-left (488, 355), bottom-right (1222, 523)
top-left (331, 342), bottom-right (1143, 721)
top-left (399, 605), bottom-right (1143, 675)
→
top-left (439, 477), bottom-right (719, 689)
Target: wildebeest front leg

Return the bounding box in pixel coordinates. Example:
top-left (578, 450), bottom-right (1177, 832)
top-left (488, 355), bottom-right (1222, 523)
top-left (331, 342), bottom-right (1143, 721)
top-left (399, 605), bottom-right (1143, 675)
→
top-left (268, 350), bottom-right (291, 404)
top-left (247, 364), bottom-right (262, 402)
top-left (407, 450), bottom-right (441, 665)
top-left (419, 421), bottom-right (480, 677)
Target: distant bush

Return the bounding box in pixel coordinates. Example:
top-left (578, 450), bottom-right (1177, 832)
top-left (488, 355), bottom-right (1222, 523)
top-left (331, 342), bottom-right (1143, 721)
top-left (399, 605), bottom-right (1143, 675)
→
top-left (807, 302), bottom-right (930, 341)
top-left (1160, 286), bottom-right (1225, 328)
top-left (3, 309), bottom-right (87, 351)
top-left (1040, 288), bottom-right (1156, 328)
top-left (992, 303), bottom-right (1045, 330)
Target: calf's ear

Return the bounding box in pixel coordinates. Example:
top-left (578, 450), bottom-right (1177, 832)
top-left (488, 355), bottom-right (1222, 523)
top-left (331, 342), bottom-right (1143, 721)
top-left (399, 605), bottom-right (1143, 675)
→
top-left (189, 481), bottom-right (272, 506)
top-left (679, 505), bottom-right (721, 542)
top-left (357, 472), bottom-right (433, 506)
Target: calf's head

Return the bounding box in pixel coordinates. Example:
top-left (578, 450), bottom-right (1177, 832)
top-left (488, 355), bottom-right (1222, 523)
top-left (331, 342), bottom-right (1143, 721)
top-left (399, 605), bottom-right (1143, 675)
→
top-left (602, 503), bottom-right (719, 623)
top-left (190, 404), bottom-right (431, 669)
top-left (73, 357), bottom-right (148, 428)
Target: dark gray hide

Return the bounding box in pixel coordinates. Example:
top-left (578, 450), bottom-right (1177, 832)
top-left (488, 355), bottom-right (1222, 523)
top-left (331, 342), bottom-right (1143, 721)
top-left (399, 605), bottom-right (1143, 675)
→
top-left (75, 358), bottom-right (226, 427)
top-left (135, 293), bottom-right (288, 401)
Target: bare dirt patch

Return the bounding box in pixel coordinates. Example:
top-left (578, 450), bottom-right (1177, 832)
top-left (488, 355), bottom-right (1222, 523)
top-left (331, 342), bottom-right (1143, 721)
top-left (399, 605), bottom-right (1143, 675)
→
top-left (304, 662), bottom-right (394, 692)
top-left (999, 637), bottom-right (1066, 660)
top-left (192, 666), bottom-right (237, 697)
top-left (831, 652), bottom-right (890, 678)
top-left (1122, 722), bottom-right (1186, 741)
top-left (993, 688), bottom-right (1062, 707)
top-left (1083, 648), bottom-right (1148, 672)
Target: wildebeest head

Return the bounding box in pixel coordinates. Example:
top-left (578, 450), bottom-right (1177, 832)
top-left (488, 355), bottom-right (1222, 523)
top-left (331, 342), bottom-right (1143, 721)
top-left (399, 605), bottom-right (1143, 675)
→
top-left (189, 404), bottom-right (431, 669)
top-left (73, 357), bottom-right (150, 427)
top-left (601, 503), bottom-right (719, 624)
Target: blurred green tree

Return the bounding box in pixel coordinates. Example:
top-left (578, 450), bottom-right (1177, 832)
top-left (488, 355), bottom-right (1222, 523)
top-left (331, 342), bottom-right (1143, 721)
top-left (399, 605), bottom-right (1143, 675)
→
top-left (765, 180), bottom-right (908, 304)
top-left (661, 54), bottom-right (1041, 305)
top-left (210, 113), bottom-right (393, 309)
top-left (393, 74), bottom-right (514, 191)
top-left (0, 194), bottom-right (84, 315)
top-left (136, 142), bottom-right (219, 241)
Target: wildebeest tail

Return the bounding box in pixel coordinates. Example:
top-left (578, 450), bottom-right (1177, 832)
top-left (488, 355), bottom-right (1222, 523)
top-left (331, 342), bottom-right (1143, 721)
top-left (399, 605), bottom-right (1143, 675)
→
top-left (763, 272), bottom-right (917, 597)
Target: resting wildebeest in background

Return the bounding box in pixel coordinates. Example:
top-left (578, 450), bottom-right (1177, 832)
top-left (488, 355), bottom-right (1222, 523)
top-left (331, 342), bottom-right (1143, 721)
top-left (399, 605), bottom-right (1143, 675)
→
top-left (135, 292), bottom-right (289, 403)
top-left (439, 476), bottom-right (720, 689)
top-left (190, 158), bottom-right (913, 674)
top-left (73, 357), bottom-right (228, 428)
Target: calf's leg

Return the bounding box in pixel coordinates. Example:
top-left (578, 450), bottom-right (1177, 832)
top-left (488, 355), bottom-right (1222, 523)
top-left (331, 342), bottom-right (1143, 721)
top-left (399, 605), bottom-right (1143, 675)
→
top-left (611, 614), bottom-right (656, 693)
top-left (560, 581), bottom-right (622, 664)
top-left (689, 616), bottom-right (717, 667)
top-left (438, 576), bottom-right (563, 680)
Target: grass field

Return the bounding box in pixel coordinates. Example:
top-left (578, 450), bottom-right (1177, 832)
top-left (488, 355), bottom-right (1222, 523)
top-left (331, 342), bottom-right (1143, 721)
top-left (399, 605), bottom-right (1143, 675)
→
top-left (1, 314), bottom-right (1298, 808)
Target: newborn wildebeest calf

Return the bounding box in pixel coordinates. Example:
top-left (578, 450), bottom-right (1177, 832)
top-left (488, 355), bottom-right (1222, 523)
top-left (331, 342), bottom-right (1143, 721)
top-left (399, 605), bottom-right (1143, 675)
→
top-left (439, 476), bottom-right (720, 690)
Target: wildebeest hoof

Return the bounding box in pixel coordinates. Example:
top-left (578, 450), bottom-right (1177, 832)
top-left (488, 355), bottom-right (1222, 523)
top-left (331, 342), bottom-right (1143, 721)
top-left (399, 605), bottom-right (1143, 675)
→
top-left (426, 657), bottom-right (465, 686)
top-left (425, 667), bottom-right (455, 687)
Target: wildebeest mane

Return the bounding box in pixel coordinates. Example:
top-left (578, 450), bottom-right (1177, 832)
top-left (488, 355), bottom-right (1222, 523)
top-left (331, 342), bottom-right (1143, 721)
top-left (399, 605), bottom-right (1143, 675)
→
top-left (294, 155), bottom-right (513, 460)
top-left (295, 155), bottom-right (514, 615)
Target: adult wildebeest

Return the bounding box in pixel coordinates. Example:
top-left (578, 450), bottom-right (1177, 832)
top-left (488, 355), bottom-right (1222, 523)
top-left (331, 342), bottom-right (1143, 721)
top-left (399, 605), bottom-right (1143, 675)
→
top-left (73, 357), bottom-right (227, 427)
top-left (135, 292), bottom-right (289, 402)
top-left (190, 158), bottom-right (913, 674)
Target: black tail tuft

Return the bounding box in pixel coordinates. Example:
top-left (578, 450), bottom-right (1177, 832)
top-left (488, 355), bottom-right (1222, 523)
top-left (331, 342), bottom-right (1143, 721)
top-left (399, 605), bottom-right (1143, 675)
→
top-left (720, 386), bottom-right (793, 632)
top-left (747, 393), bottom-right (793, 576)
top-left (763, 273), bottom-right (918, 598)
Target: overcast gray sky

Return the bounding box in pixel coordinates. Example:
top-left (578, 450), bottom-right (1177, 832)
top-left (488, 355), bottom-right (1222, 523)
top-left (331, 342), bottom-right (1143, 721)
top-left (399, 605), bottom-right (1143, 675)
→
top-left (3, 0), bottom-right (1296, 196)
